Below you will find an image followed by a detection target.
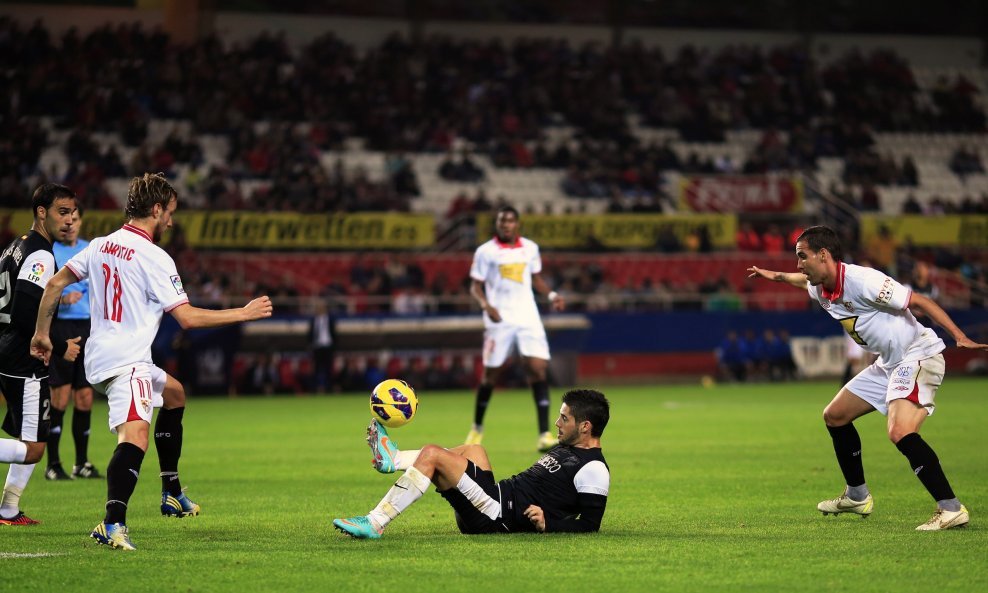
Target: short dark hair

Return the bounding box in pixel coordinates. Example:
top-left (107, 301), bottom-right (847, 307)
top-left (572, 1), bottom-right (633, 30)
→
top-left (795, 225), bottom-right (843, 262)
top-left (125, 173), bottom-right (176, 219)
top-left (32, 183), bottom-right (75, 218)
top-left (562, 389), bottom-right (610, 437)
top-left (496, 205), bottom-right (520, 220)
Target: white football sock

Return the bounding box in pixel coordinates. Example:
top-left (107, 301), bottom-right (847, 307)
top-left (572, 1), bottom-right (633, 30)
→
top-left (0, 439), bottom-right (28, 464)
top-left (367, 466), bottom-right (432, 531)
top-left (1, 463), bottom-right (36, 518)
top-left (455, 472), bottom-right (500, 520)
top-left (394, 449), bottom-right (421, 471)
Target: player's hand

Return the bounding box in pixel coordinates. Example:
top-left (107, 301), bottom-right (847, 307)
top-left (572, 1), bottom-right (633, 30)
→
top-left (550, 293), bottom-right (566, 312)
top-left (747, 266), bottom-right (774, 280)
top-left (523, 504), bottom-right (546, 532)
top-left (63, 336), bottom-right (82, 362)
top-left (243, 296), bottom-right (274, 321)
top-left (485, 305), bottom-right (502, 323)
top-left (30, 333), bottom-right (54, 365)
top-left (62, 291), bottom-right (83, 305)
top-left (956, 337), bottom-right (988, 351)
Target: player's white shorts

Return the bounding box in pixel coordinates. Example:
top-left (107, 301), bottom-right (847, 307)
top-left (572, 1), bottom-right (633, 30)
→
top-left (94, 363), bottom-right (166, 433)
top-left (483, 323), bottom-right (550, 368)
top-left (845, 353), bottom-right (945, 416)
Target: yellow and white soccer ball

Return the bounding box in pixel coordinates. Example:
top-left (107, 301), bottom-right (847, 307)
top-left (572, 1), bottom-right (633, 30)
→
top-left (370, 379), bottom-right (419, 428)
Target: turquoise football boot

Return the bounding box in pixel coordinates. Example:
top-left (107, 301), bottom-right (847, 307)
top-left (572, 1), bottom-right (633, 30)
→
top-left (333, 516), bottom-right (383, 539)
top-left (367, 419), bottom-right (399, 474)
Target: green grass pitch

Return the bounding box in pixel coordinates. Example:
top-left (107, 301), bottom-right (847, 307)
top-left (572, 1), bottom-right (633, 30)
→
top-left (3, 378), bottom-right (986, 592)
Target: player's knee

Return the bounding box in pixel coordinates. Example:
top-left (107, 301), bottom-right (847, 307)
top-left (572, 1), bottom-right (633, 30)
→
top-left (164, 382), bottom-right (186, 407)
top-left (822, 406), bottom-right (843, 426)
top-left (74, 389), bottom-right (94, 410)
top-left (23, 442), bottom-right (46, 464)
top-left (887, 425), bottom-right (913, 444)
top-left (418, 444), bottom-right (444, 463)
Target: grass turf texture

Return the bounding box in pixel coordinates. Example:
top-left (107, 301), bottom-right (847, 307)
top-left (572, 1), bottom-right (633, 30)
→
top-left (2, 378), bottom-right (986, 592)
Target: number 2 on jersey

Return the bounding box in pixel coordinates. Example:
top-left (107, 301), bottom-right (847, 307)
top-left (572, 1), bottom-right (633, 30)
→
top-left (0, 270), bottom-right (11, 324)
top-left (839, 316), bottom-right (867, 346)
top-left (101, 263), bottom-right (123, 322)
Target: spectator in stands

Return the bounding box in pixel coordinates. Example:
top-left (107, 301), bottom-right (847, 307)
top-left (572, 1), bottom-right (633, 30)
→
top-left (768, 329), bottom-right (797, 381)
top-left (761, 225), bottom-right (787, 254)
top-left (363, 356), bottom-right (386, 390)
top-left (309, 301), bottom-right (336, 393)
top-left (901, 193), bottom-right (922, 214)
top-left (736, 223), bottom-right (762, 251)
top-left (899, 156), bottom-right (919, 186)
top-left (244, 352), bottom-right (280, 396)
top-left (447, 355), bottom-right (476, 390)
top-left (439, 150), bottom-right (485, 182)
top-left (949, 145), bottom-right (985, 178)
top-left (866, 224), bottom-right (898, 276)
top-left (716, 330), bottom-right (748, 382)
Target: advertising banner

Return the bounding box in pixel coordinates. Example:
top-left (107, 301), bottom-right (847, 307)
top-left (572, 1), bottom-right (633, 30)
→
top-left (678, 175), bottom-right (804, 213)
top-left (476, 213), bottom-right (737, 249)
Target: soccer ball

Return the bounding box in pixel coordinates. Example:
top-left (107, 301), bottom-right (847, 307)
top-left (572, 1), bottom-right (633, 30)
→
top-left (370, 379), bottom-right (418, 428)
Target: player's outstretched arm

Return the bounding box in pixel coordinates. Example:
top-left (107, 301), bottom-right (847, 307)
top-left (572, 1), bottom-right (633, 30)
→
top-left (747, 266), bottom-right (808, 289)
top-left (909, 293), bottom-right (988, 350)
top-left (169, 296), bottom-right (274, 330)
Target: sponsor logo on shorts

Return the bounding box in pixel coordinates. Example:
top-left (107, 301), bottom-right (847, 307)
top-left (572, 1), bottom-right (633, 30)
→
top-left (893, 386), bottom-right (911, 391)
top-left (895, 366), bottom-right (912, 378)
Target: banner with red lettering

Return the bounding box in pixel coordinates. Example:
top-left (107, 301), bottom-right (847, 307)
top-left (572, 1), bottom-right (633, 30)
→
top-left (678, 175), bottom-right (804, 213)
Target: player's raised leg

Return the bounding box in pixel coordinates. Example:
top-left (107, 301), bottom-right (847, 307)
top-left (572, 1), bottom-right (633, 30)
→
top-left (335, 444), bottom-right (478, 539)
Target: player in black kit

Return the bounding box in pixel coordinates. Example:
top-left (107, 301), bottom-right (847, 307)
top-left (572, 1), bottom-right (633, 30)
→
top-left (0, 183), bottom-right (81, 525)
top-left (334, 389), bottom-right (609, 538)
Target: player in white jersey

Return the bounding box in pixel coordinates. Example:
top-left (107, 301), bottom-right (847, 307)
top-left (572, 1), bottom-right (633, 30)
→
top-left (465, 206), bottom-right (565, 452)
top-left (748, 225), bottom-right (988, 531)
top-left (32, 173), bottom-right (273, 550)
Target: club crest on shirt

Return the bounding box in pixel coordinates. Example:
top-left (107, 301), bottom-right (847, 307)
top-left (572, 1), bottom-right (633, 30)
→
top-left (498, 263), bottom-right (526, 283)
top-left (170, 275), bottom-right (185, 295)
top-left (27, 261), bottom-right (45, 283)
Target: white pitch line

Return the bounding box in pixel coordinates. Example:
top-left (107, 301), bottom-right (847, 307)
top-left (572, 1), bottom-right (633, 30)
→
top-left (0, 552), bottom-right (67, 558)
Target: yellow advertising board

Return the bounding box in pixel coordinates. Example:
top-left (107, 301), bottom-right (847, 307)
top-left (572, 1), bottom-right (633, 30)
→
top-left (0, 209), bottom-right (436, 250)
top-left (476, 213), bottom-right (737, 249)
top-left (860, 215), bottom-right (988, 247)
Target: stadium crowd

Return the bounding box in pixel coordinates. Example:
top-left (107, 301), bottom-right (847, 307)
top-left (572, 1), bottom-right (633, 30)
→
top-left (2, 17), bottom-right (986, 214)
